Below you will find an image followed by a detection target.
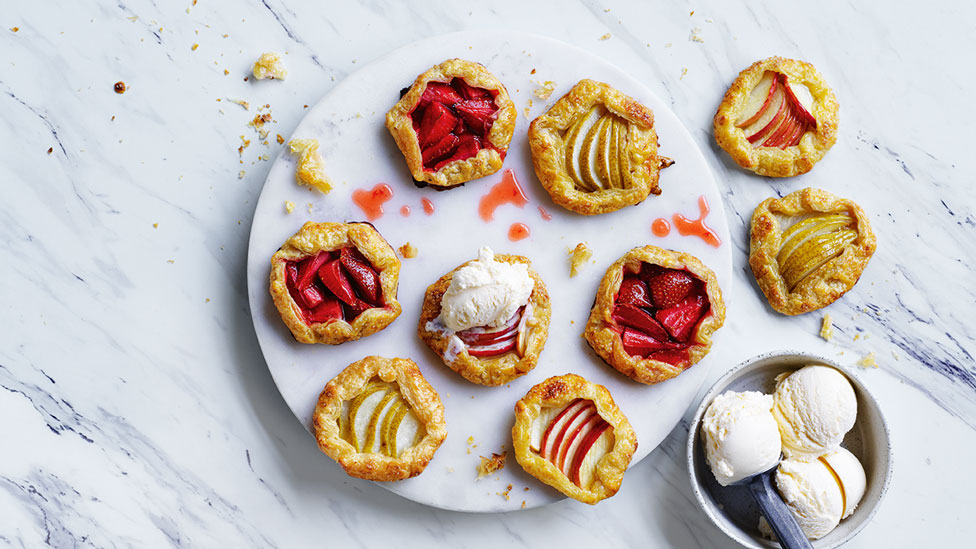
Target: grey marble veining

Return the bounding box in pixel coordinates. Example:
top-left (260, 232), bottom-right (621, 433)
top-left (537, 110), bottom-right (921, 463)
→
top-left (1, 0), bottom-right (974, 546)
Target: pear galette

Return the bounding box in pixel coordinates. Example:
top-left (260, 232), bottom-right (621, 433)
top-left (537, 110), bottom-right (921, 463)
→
top-left (512, 374), bottom-right (637, 504)
top-left (528, 79), bottom-right (673, 215)
top-left (385, 58), bottom-right (517, 188)
top-left (714, 56), bottom-right (839, 177)
top-left (269, 222), bottom-right (401, 344)
top-left (312, 356), bottom-right (448, 481)
top-left (583, 246), bottom-right (725, 384)
top-left (749, 187), bottom-right (876, 315)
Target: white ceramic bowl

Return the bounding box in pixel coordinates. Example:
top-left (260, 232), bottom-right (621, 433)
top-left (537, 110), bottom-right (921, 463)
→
top-left (686, 351), bottom-right (892, 548)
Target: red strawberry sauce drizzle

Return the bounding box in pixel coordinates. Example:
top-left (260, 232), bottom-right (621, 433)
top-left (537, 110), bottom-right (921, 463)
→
top-left (284, 248), bottom-right (385, 325)
top-left (410, 78), bottom-right (502, 172)
top-left (612, 263), bottom-right (711, 366)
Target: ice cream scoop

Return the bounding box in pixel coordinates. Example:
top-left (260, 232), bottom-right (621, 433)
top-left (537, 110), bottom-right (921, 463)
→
top-left (773, 365), bottom-right (857, 457)
top-left (701, 391), bottom-right (781, 486)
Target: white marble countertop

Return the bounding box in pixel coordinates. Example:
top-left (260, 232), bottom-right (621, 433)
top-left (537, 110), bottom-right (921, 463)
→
top-left (2, 1), bottom-right (973, 546)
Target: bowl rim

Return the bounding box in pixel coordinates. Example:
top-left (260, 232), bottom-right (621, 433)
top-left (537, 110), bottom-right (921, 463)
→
top-left (685, 349), bottom-right (893, 549)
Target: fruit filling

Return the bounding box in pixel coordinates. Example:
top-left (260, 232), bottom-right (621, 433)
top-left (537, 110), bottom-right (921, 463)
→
top-left (410, 78), bottom-right (501, 172)
top-left (735, 71), bottom-right (817, 149)
top-left (563, 105), bottom-right (632, 192)
top-left (612, 264), bottom-right (711, 365)
top-left (340, 380), bottom-right (425, 458)
top-left (284, 247), bottom-right (384, 325)
top-left (530, 399), bottom-right (615, 489)
top-left (777, 212), bottom-right (856, 290)
top-left (456, 305), bottom-right (532, 359)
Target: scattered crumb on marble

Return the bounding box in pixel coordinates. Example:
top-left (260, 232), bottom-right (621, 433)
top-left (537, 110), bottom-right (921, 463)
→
top-left (690, 27), bottom-right (704, 43)
top-left (284, 201), bottom-right (295, 214)
top-left (224, 69), bottom-right (229, 75)
top-left (398, 242), bottom-right (418, 258)
top-left (228, 98), bottom-right (250, 110)
top-left (665, 42), bottom-right (673, 48)
top-left (306, 202), bottom-right (313, 213)
top-left (238, 170), bottom-right (245, 179)
top-left (288, 139), bottom-right (332, 193)
top-left (820, 314), bottom-right (834, 341)
top-left (680, 68), bottom-right (688, 79)
top-left (533, 80), bottom-right (556, 100)
top-left (253, 52), bottom-right (287, 80)
top-left (477, 450), bottom-right (507, 479)
top-left (276, 134), bottom-right (285, 144)
top-left (891, 351), bottom-right (900, 361)
top-left (205, 298), bottom-right (210, 303)
top-left (496, 484), bottom-right (514, 501)
top-left (530, 68), bottom-right (536, 74)
top-left (521, 501), bottom-right (526, 509)
top-left (523, 106), bottom-right (531, 119)
top-left (599, 33), bottom-right (611, 40)
top-left (446, 467), bottom-right (455, 473)
top-left (113, 81), bottom-right (126, 94)
top-left (167, 259), bottom-right (175, 264)
top-left (568, 242), bottom-right (592, 277)
top-left (857, 352), bottom-right (878, 368)
top-left (47, 147), bottom-right (53, 154)
top-left (854, 333), bottom-right (860, 341)
top-left (706, 18), bottom-right (713, 23)
top-left (152, 223), bottom-right (159, 229)
top-left (191, 43), bottom-right (199, 51)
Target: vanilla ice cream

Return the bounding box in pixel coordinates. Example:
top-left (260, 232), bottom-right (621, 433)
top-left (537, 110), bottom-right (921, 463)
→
top-left (822, 448), bottom-right (867, 519)
top-left (436, 246), bottom-right (534, 332)
top-left (773, 365), bottom-right (857, 457)
top-left (701, 391), bottom-right (782, 486)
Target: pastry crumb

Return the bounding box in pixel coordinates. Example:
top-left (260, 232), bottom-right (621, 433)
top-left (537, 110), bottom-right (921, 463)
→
top-left (47, 147), bottom-right (53, 154)
top-left (238, 170), bottom-right (245, 179)
top-left (113, 81), bottom-right (126, 94)
top-left (523, 486), bottom-right (530, 491)
top-left (680, 67), bottom-right (688, 79)
top-left (496, 484), bottom-right (514, 501)
top-left (398, 242), bottom-right (418, 258)
top-left (276, 134), bottom-right (284, 144)
top-left (446, 467), bottom-right (455, 473)
top-left (665, 42), bottom-right (673, 48)
top-left (690, 27), bottom-right (704, 43)
top-left (521, 500), bottom-right (526, 509)
top-left (857, 352), bottom-right (878, 368)
top-left (523, 106), bottom-right (530, 119)
top-left (284, 201), bottom-right (295, 214)
top-left (599, 33), bottom-right (611, 41)
top-left (228, 98), bottom-right (250, 110)
top-left (152, 223), bottom-right (158, 228)
top-left (249, 112), bottom-right (272, 130)
top-left (166, 259), bottom-right (175, 264)
top-left (288, 139), bottom-right (333, 193)
top-left (477, 450), bottom-right (507, 479)
top-left (306, 202), bottom-right (313, 213)
top-left (252, 52), bottom-right (287, 80)
top-left (533, 80), bottom-right (556, 100)
top-left (568, 242), bottom-right (593, 277)
top-left (205, 298), bottom-right (210, 303)
top-left (891, 351), bottom-right (900, 361)
top-left (820, 314), bottom-right (834, 341)
top-left (854, 333), bottom-right (860, 341)
top-left (191, 43), bottom-right (199, 51)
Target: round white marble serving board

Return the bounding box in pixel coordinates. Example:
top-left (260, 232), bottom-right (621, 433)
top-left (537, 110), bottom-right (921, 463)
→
top-left (246, 30), bottom-right (732, 512)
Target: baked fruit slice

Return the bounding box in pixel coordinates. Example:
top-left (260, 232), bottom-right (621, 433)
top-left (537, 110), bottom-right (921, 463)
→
top-left (385, 58), bottom-right (517, 188)
top-left (583, 246), bottom-right (726, 384)
top-left (418, 246), bottom-right (551, 386)
top-left (749, 187), bottom-right (876, 315)
top-left (528, 79), bottom-right (672, 215)
top-left (512, 374), bottom-right (637, 504)
top-left (269, 222), bottom-right (401, 344)
top-left (714, 56), bottom-right (839, 177)
top-left (312, 356), bottom-right (448, 481)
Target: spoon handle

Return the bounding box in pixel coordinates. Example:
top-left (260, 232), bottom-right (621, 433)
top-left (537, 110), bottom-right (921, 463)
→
top-left (748, 472), bottom-right (813, 549)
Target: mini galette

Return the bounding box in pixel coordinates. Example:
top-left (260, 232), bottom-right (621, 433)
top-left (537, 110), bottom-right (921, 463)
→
top-left (714, 56), bottom-right (839, 177)
top-left (312, 356), bottom-right (447, 481)
top-left (269, 222), bottom-right (401, 344)
top-left (749, 187), bottom-right (876, 315)
top-left (583, 246), bottom-right (725, 384)
top-left (385, 58), bottom-right (517, 188)
top-left (418, 246), bottom-right (551, 386)
top-left (512, 374), bottom-right (638, 504)
top-left (528, 79), bottom-right (672, 215)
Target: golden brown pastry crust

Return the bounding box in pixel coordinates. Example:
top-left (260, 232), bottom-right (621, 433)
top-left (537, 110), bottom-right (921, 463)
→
top-left (583, 246), bottom-right (726, 384)
top-left (749, 188), bottom-right (876, 315)
top-left (714, 57), bottom-right (839, 177)
top-left (528, 79), bottom-right (671, 215)
top-left (512, 374), bottom-right (637, 504)
top-left (269, 222), bottom-right (402, 344)
top-left (385, 58), bottom-right (516, 187)
top-left (417, 254), bottom-right (551, 386)
top-left (312, 356), bottom-right (447, 481)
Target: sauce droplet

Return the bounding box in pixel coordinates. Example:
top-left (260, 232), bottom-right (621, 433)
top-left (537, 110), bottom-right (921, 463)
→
top-left (400, 205), bottom-right (411, 217)
top-left (652, 218), bottom-right (671, 237)
top-left (538, 206), bottom-right (552, 221)
top-left (351, 183), bottom-right (394, 221)
top-left (672, 195), bottom-right (721, 247)
top-left (508, 223), bottom-right (530, 241)
top-left (421, 197), bottom-right (435, 215)
top-left (479, 169), bottom-right (529, 222)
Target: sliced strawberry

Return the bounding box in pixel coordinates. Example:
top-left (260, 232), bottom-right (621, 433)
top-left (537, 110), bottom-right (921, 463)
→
top-left (655, 294), bottom-right (709, 342)
top-left (637, 263), bottom-right (666, 285)
top-left (616, 276), bottom-right (654, 308)
top-left (454, 99), bottom-right (497, 134)
top-left (453, 78), bottom-right (491, 100)
top-left (621, 328), bottom-right (675, 357)
top-left (342, 298), bottom-right (373, 320)
top-left (307, 296), bottom-right (344, 324)
top-left (648, 270), bottom-right (695, 308)
top-left (433, 134), bottom-right (481, 170)
top-left (612, 304), bottom-right (670, 341)
top-left (650, 348), bottom-right (690, 366)
top-left (317, 259), bottom-right (357, 306)
top-left (417, 102), bottom-right (457, 148)
top-left (421, 133), bottom-right (459, 167)
top-left (420, 81), bottom-right (463, 108)
top-left (295, 252), bottom-right (330, 291)
top-left (339, 248), bottom-right (381, 304)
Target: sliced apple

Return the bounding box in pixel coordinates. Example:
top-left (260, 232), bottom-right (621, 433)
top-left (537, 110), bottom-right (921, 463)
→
top-left (539, 399), bottom-right (587, 459)
top-left (466, 337), bottom-right (517, 357)
top-left (515, 307), bottom-right (531, 357)
top-left (457, 309), bottom-right (522, 346)
top-left (783, 76), bottom-right (817, 127)
top-left (742, 84), bottom-right (787, 144)
top-left (762, 108), bottom-right (799, 148)
top-left (555, 408), bottom-right (599, 471)
top-left (558, 412), bottom-right (601, 475)
top-left (737, 71), bottom-right (778, 127)
top-left (569, 420), bottom-right (612, 487)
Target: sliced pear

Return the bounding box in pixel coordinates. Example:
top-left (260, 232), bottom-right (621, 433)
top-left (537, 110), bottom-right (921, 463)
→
top-left (345, 381), bottom-right (388, 451)
top-left (595, 114), bottom-right (614, 188)
top-left (606, 117), bottom-right (623, 189)
top-left (380, 396), bottom-right (404, 457)
top-left (565, 107), bottom-right (601, 191)
top-left (778, 214), bottom-right (853, 266)
top-left (580, 115), bottom-right (608, 191)
top-left (618, 122), bottom-right (632, 189)
top-left (781, 229), bottom-right (857, 289)
top-left (363, 389), bottom-right (398, 453)
top-left (395, 406), bottom-right (424, 456)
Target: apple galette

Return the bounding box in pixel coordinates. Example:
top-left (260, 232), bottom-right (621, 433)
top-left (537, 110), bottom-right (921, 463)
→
top-left (749, 188), bottom-right (876, 315)
top-left (583, 246), bottom-right (725, 384)
top-left (385, 58), bottom-right (517, 188)
top-left (512, 374), bottom-right (637, 504)
top-left (714, 57), bottom-right (839, 177)
top-left (528, 79), bottom-right (672, 216)
top-left (418, 246), bottom-right (551, 386)
top-left (312, 356), bottom-right (447, 481)
top-left (269, 222), bottom-right (401, 344)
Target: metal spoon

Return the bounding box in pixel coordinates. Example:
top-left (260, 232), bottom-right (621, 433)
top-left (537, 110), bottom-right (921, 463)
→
top-left (733, 460), bottom-right (813, 549)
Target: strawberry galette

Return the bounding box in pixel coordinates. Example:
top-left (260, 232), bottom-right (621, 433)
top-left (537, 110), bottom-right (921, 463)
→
top-left (385, 58), bottom-right (517, 188)
top-left (418, 246), bottom-right (550, 386)
top-left (512, 374), bottom-right (637, 504)
top-left (312, 356), bottom-right (447, 481)
top-left (583, 246), bottom-right (725, 384)
top-left (269, 222), bottom-right (401, 344)
top-left (528, 79), bottom-right (672, 215)
top-left (750, 187), bottom-right (876, 315)
top-left (714, 56), bottom-right (839, 177)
